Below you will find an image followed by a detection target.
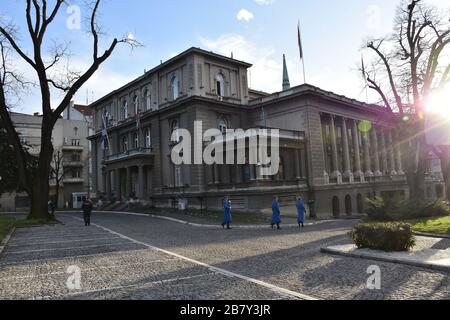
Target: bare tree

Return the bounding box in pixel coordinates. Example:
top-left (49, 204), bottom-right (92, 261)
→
top-left (362, 0), bottom-right (449, 199)
top-left (0, 0), bottom-right (141, 220)
top-left (50, 149), bottom-right (64, 209)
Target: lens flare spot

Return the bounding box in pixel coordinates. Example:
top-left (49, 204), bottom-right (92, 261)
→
top-left (358, 120), bottom-right (372, 133)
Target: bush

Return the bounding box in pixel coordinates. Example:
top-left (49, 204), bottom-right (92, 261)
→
top-left (366, 196), bottom-right (450, 221)
top-left (348, 222), bottom-right (416, 252)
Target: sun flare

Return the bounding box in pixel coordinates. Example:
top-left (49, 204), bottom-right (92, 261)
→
top-left (426, 84), bottom-right (450, 118)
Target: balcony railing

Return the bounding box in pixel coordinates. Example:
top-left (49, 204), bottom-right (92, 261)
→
top-left (104, 147), bottom-right (154, 162)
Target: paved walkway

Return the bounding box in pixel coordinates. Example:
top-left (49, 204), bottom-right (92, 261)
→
top-left (1, 211), bottom-right (449, 300)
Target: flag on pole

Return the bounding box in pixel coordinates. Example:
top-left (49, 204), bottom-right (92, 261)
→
top-left (100, 115), bottom-right (108, 151)
top-left (297, 21), bottom-right (304, 60)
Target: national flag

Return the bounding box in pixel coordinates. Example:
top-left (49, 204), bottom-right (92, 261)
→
top-left (100, 115), bottom-right (108, 150)
top-left (297, 21), bottom-right (304, 60)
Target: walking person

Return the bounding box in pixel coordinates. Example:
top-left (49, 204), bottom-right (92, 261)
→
top-left (82, 197), bottom-right (93, 227)
top-left (296, 196), bottom-right (306, 228)
top-left (221, 197), bottom-right (232, 229)
top-left (271, 196), bottom-right (281, 230)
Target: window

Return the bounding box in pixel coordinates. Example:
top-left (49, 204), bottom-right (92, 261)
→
top-left (71, 153), bottom-right (81, 162)
top-left (122, 135), bottom-right (128, 152)
top-left (122, 100), bottom-right (128, 120)
top-left (71, 139), bottom-right (80, 146)
top-left (171, 76), bottom-right (179, 100)
top-left (71, 168), bottom-right (81, 178)
top-left (218, 118), bottom-right (228, 134)
top-left (73, 127), bottom-right (78, 136)
top-left (133, 95), bottom-right (139, 115)
top-left (216, 74), bottom-right (225, 97)
top-left (133, 132), bottom-right (139, 149)
top-left (145, 89), bottom-right (151, 111)
top-left (174, 166), bottom-right (182, 187)
top-left (144, 128), bottom-right (151, 148)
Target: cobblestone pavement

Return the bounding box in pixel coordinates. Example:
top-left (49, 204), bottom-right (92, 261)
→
top-left (0, 212), bottom-right (449, 300)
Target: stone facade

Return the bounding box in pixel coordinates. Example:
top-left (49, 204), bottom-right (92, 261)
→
top-left (88, 47), bottom-right (445, 218)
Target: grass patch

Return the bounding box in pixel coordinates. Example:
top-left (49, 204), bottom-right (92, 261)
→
top-left (405, 216), bottom-right (450, 235)
top-left (0, 215), bottom-right (60, 243)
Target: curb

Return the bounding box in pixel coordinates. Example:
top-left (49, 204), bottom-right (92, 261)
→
top-left (320, 247), bottom-right (450, 273)
top-left (0, 227), bottom-right (16, 257)
top-left (413, 232), bottom-right (450, 239)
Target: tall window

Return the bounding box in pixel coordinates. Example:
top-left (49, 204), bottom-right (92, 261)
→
top-left (216, 74), bottom-right (225, 97)
top-left (171, 76), bottom-right (179, 100)
top-left (122, 100), bottom-right (128, 120)
top-left (174, 166), bottom-right (182, 187)
top-left (144, 128), bottom-right (151, 148)
top-left (133, 132), bottom-right (139, 149)
top-left (218, 118), bottom-right (228, 134)
top-left (133, 95), bottom-right (139, 115)
top-left (145, 88), bottom-right (151, 111)
top-left (122, 135), bottom-right (128, 152)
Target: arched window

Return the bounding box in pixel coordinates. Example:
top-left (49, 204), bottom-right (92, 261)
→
top-left (218, 118), bottom-right (228, 134)
top-left (171, 119), bottom-right (180, 143)
top-left (345, 195), bottom-right (352, 216)
top-left (122, 135), bottom-right (128, 152)
top-left (133, 132), bottom-right (139, 149)
top-left (145, 88), bottom-right (151, 111)
top-left (357, 194), bottom-right (364, 213)
top-left (122, 100), bottom-right (128, 120)
top-left (332, 196), bottom-right (340, 218)
top-left (133, 95), bottom-right (139, 115)
top-left (216, 73), bottom-right (225, 97)
top-left (171, 76), bottom-right (179, 100)
top-left (73, 127), bottom-right (78, 136)
top-left (144, 128), bottom-right (151, 148)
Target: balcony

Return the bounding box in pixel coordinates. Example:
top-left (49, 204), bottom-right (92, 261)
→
top-left (63, 160), bottom-right (83, 167)
top-left (104, 147), bottom-right (154, 165)
top-left (63, 177), bottom-right (84, 184)
top-left (62, 144), bottom-right (84, 151)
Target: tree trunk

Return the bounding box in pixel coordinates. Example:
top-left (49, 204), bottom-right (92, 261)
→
top-left (437, 146), bottom-right (450, 201)
top-left (27, 124), bottom-right (53, 221)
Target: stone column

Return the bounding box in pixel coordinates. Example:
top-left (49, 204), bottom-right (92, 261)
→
top-left (104, 171), bottom-right (110, 195)
top-left (235, 165), bottom-right (243, 183)
top-left (352, 120), bottom-right (364, 181)
top-left (294, 148), bottom-right (301, 180)
top-left (126, 167), bottom-right (131, 199)
top-left (363, 131), bottom-right (373, 177)
top-left (341, 118), bottom-right (352, 179)
top-left (329, 115), bottom-right (341, 178)
top-left (379, 129), bottom-right (388, 175)
top-left (371, 126), bottom-right (382, 176)
top-left (393, 129), bottom-right (404, 175)
top-left (300, 147), bottom-right (307, 179)
top-left (387, 129), bottom-right (397, 175)
top-left (115, 169), bottom-right (121, 201)
top-left (214, 164), bottom-right (220, 184)
top-left (138, 165), bottom-right (145, 200)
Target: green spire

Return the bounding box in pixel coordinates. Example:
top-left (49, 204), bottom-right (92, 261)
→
top-left (282, 54), bottom-right (290, 91)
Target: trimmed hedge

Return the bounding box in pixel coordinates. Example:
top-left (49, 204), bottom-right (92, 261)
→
top-left (348, 222), bottom-right (416, 252)
top-left (366, 196), bottom-right (450, 221)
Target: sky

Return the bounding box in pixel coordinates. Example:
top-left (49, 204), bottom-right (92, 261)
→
top-left (1, 0), bottom-right (448, 114)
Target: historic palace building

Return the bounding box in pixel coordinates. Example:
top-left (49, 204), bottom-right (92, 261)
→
top-left (88, 47), bottom-right (445, 218)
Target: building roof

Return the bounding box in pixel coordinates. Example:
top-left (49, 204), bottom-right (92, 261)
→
top-left (88, 47), bottom-right (253, 108)
top-left (73, 104), bottom-right (92, 117)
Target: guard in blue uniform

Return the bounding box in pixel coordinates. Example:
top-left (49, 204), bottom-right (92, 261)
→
top-left (296, 196), bottom-right (306, 228)
top-left (222, 197), bottom-right (232, 229)
top-left (271, 196), bottom-right (281, 230)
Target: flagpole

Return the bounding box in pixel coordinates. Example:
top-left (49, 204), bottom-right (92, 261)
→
top-left (302, 56), bottom-right (306, 84)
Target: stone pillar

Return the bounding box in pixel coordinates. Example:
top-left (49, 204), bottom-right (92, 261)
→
top-left (294, 148), bottom-right (301, 180)
top-left (138, 165), bottom-right (145, 200)
top-left (329, 115), bottom-right (341, 179)
top-left (300, 147), bottom-right (307, 179)
top-left (387, 129), bottom-right (397, 175)
top-left (104, 171), bottom-right (110, 195)
top-left (126, 167), bottom-right (131, 199)
top-left (235, 165), bottom-right (243, 183)
top-left (341, 118), bottom-right (352, 179)
top-left (214, 164), bottom-right (220, 184)
top-left (352, 120), bottom-right (364, 181)
top-left (393, 129), bottom-right (404, 175)
top-left (379, 129), bottom-right (388, 175)
top-left (371, 126), bottom-right (382, 176)
top-left (363, 131), bottom-right (373, 177)
top-left (115, 169), bottom-right (121, 201)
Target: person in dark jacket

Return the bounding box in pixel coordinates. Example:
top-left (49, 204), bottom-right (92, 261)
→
top-left (221, 197), bottom-right (232, 229)
top-left (271, 196), bottom-right (281, 230)
top-left (296, 196), bottom-right (306, 228)
top-left (82, 197), bottom-right (93, 226)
